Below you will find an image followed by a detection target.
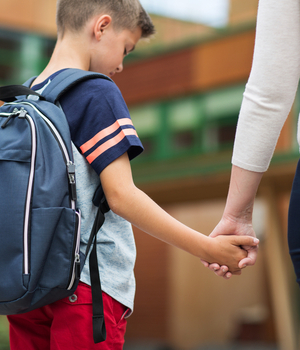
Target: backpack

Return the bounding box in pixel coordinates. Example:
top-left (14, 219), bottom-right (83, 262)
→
top-left (0, 68), bottom-right (111, 343)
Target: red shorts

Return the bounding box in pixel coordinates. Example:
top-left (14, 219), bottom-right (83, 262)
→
top-left (7, 282), bottom-right (129, 350)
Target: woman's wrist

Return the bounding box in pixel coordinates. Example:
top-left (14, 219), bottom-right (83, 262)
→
top-left (223, 165), bottom-right (264, 223)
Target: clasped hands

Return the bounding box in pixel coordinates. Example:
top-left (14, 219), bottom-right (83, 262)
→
top-left (202, 216), bottom-right (259, 279)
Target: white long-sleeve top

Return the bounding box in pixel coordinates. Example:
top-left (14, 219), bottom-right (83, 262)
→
top-left (232, 0), bottom-right (300, 172)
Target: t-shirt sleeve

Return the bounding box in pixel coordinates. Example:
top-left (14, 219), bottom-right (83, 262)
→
top-left (60, 78), bottom-right (144, 175)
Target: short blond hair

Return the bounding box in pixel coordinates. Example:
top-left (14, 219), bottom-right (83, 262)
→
top-left (56, 0), bottom-right (155, 38)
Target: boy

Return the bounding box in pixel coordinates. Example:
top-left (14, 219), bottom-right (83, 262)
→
top-left (7, 1), bottom-right (259, 349)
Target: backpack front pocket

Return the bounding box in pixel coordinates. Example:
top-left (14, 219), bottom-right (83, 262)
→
top-left (0, 154), bottom-right (32, 302)
top-left (29, 207), bottom-right (81, 292)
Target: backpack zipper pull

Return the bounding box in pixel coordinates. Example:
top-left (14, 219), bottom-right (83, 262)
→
top-left (75, 253), bottom-right (81, 280)
top-left (67, 162), bottom-right (77, 201)
top-left (1, 108), bottom-right (20, 129)
top-left (18, 108), bottom-right (27, 118)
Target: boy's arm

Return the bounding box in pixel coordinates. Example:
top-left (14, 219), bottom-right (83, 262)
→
top-left (100, 153), bottom-right (259, 273)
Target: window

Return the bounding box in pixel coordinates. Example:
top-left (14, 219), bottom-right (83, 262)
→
top-left (0, 28), bottom-right (55, 85)
top-left (130, 85), bottom-right (245, 162)
top-left (130, 103), bottom-right (162, 158)
top-left (202, 85), bottom-right (244, 151)
top-left (168, 97), bottom-right (204, 154)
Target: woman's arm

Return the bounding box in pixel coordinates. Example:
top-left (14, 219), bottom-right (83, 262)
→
top-left (204, 0), bottom-right (300, 277)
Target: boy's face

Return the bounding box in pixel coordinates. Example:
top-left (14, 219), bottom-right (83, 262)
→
top-left (90, 24), bottom-right (141, 77)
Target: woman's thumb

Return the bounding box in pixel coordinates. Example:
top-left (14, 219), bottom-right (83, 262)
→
top-left (234, 236), bottom-right (259, 246)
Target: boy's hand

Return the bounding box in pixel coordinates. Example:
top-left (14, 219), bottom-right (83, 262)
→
top-left (201, 216), bottom-right (258, 278)
top-left (203, 234), bottom-right (259, 274)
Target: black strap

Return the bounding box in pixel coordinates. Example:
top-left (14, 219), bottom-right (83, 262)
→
top-left (0, 85), bottom-right (44, 102)
top-left (86, 197), bottom-right (110, 344)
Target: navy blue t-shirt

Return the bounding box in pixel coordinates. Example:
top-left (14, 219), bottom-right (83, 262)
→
top-left (32, 69), bottom-right (143, 175)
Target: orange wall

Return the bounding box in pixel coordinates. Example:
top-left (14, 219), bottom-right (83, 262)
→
top-left (0, 0), bottom-right (57, 36)
top-left (192, 31), bottom-right (255, 90)
top-left (114, 29), bottom-right (256, 106)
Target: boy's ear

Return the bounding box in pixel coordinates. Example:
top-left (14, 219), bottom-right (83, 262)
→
top-left (94, 15), bottom-right (112, 41)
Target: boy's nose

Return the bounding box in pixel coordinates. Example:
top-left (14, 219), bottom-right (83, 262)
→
top-left (116, 63), bottom-right (123, 73)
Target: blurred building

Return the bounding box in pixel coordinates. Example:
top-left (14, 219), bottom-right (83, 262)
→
top-left (0, 0), bottom-right (299, 350)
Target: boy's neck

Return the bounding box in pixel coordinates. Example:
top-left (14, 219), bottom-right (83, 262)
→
top-left (33, 34), bottom-right (91, 86)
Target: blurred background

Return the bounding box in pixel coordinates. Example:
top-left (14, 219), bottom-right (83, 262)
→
top-left (0, 0), bottom-right (300, 349)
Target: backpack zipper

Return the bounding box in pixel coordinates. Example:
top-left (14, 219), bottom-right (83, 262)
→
top-left (23, 112), bottom-right (37, 275)
top-left (5, 103), bottom-right (81, 287)
top-left (67, 210), bottom-right (82, 290)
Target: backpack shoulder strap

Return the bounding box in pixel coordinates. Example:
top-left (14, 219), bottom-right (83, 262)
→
top-left (41, 68), bottom-right (113, 104)
top-left (0, 69), bottom-right (111, 103)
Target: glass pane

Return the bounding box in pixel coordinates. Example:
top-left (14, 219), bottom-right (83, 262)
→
top-left (204, 85), bottom-right (244, 120)
top-left (168, 97), bottom-right (203, 131)
top-left (130, 104), bottom-right (161, 137)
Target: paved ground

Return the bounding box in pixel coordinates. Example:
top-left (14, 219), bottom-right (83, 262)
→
top-left (193, 344), bottom-right (278, 350)
top-left (124, 342), bottom-right (278, 350)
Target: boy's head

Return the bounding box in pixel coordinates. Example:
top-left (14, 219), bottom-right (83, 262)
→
top-left (56, 0), bottom-right (155, 39)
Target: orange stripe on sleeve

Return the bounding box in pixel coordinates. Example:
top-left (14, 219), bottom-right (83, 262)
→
top-left (86, 128), bottom-right (138, 164)
top-left (80, 118), bottom-right (134, 154)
